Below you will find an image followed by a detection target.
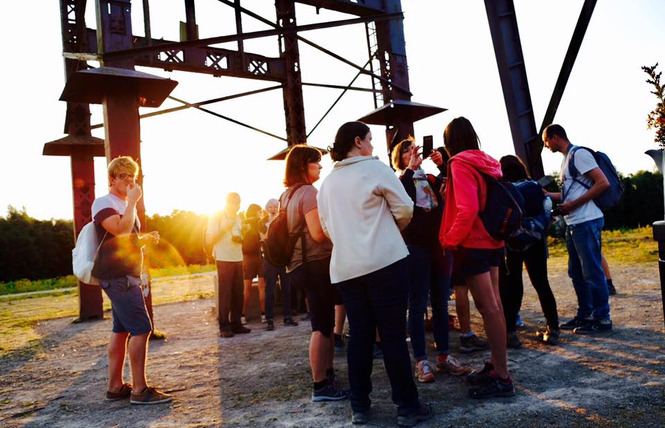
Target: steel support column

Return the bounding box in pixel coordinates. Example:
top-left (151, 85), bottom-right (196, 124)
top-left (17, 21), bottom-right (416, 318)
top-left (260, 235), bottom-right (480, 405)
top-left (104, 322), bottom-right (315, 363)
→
top-left (96, 0), bottom-right (154, 322)
top-left (276, 0), bottom-right (307, 146)
top-left (485, 0), bottom-right (544, 179)
top-left (373, 0), bottom-right (413, 156)
top-left (58, 0), bottom-right (105, 320)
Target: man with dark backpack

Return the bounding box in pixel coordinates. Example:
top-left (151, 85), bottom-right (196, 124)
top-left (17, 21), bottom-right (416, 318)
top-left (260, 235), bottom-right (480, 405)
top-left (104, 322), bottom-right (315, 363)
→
top-left (543, 124), bottom-right (612, 335)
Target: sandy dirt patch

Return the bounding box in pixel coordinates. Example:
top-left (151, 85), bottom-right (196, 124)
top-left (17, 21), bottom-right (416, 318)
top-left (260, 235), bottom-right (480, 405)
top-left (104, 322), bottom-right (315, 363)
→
top-left (0, 260), bottom-right (664, 427)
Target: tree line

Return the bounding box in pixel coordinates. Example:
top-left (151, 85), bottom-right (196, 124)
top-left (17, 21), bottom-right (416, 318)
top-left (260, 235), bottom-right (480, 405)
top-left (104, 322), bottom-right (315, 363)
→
top-left (1, 170), bottom-right (663, 283)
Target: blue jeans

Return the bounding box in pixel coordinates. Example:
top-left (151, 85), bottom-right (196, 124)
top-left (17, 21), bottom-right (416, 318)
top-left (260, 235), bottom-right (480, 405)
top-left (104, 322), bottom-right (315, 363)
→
top-left (565, 217), bottom-right (610, 321)
top-left (336, 259), bottom-right (419, 416)
top-left (406, 245), bottom-right (452, 360)
top-left (263, 260), bottom-right (292, 321)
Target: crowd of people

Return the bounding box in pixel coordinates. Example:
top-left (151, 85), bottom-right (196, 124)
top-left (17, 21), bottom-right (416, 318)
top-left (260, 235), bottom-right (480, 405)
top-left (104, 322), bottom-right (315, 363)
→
top-left (91, 118), bottom-right (616, 426)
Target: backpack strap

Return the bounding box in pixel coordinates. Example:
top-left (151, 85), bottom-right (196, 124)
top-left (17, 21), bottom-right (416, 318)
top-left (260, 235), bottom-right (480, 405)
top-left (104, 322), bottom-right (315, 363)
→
top-left (562, 146), bottom-right (593, 202)
top-left (281, 183), bottom-right (308, 262)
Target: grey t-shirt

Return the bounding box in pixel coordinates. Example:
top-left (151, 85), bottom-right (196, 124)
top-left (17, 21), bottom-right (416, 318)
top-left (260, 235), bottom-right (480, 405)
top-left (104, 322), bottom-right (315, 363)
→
top-left (284, 184), bottom-right (332, 272)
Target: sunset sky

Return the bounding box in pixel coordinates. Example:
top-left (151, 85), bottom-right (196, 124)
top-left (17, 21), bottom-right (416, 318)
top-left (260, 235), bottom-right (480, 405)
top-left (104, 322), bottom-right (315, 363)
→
top-left (1, 1), bottom-right (663, 221)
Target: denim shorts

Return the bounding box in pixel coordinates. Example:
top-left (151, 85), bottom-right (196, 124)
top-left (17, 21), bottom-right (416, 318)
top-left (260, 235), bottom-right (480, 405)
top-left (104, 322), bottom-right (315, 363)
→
top-left (100, 275), bottom-right (153, 336)
top-left (451, 247), bottom-right (504, 286)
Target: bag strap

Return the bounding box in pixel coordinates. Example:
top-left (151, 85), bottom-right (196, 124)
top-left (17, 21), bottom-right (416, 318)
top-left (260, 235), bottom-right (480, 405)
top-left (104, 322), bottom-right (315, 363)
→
top-left (563, 146), bottom-right (593, 202)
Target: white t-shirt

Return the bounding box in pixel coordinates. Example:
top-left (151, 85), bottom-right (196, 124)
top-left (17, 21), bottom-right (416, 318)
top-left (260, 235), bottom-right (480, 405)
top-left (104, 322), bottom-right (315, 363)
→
top-left (560, 146), bottom-right (604, 226)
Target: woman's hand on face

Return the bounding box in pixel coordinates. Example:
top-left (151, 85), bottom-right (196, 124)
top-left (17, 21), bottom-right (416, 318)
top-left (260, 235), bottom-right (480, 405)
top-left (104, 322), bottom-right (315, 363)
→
top-left (407, 144), bottom-right (422, 170)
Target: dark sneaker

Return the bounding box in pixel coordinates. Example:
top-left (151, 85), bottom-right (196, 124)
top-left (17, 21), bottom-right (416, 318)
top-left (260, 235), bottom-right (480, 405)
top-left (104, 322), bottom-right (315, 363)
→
top-left (232, 326), bottom-right (251, 334)
top-left (560, 317), bottom-right (592, 330)
top-left (312, 382), bottom-right (349, 402)
top-left (397, 404), bottom-right (434, 427)
top-left (468, 372), bottom-right (515, 399)
top-left (334, 334), bottom-right (345, 353)
top-left (352, 410), bottom-right (370, 425)
top-left (506, 331), bottom-right (522, 349)
top-left (106, 383), bottom-right (132, 401)
top-left (372, 342), bottom-right (384, 359)
top-left (460, 334), bottom-right (489, 353)
top-left (284, 317), bottom-right (299, 327)
top-left (574, 319), bottom-right (613, 335)
top-left (466, 362), bottom-right (494, 386)
top-left (130, 386), bottom-right (173, 405)
top-left (537, 326), bottom-right (560, 345)
top-left (219, 330), bottom-right (235, 338)
top-left (266, 320), bottom-right (275, 331)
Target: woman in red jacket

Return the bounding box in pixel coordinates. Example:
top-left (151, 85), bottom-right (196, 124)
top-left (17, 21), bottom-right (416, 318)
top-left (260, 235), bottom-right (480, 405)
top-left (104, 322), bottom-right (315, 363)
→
top-left (439, 117), bottom-right (515, 399)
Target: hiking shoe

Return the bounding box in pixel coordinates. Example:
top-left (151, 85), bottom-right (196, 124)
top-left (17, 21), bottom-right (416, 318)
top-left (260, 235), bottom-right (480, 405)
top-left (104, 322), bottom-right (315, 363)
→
top-left (466, 362), bottom-right (494, 386)
top-left (435, 355), bottom-right (471, 376)
top-left (507, 331), bottom-right (523, 349)
top-left (232, 326), bottom-right (251, 334)
top-left (266, 320), bottom-right (275, 331)
top-left (537, 326), bottom-right (560, 345)
top-left (460, 334), bottom-right (489, 353)
top-left (574, 319), bottom-right (613, 335)
top-left (352, 410), bottom-right (370, 425)
top-left (261, 314), bottom-right (267, 323)
top-left (219, 330), bottom-right (235, 338)
top-left (334, 334), bottom-right (345, 353)
top-left (397, 404), bottom-right (434, 427)
top-left (468, 372), bottom-right (515, 399)
top-left (560, 317), bottom-right (592, 330)
top-left (414, 360), bottom-right (436, 383)
top-left (106, 383), bottom-right (132, 401)
top-left (312, 382), bottom-right (349, 402)
top-left (284, 317), bottom-right (299, 326)
top-left (240, 315), bottom-right (247, 325)
top-left (130, 387), bottom-right (173, 405)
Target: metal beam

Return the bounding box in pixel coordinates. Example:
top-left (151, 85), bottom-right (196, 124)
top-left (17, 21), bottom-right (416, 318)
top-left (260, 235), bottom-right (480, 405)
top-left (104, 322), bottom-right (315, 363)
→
top-left (485, 0), bottom-right (543, 179)
top-left (540, 0), bottom-right (597, 134)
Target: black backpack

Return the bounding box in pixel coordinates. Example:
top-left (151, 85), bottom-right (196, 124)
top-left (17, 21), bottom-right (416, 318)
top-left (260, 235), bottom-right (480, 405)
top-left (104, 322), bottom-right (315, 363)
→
top-left (565, 146), bottom-right (624, 211)
top-left (478, 174), bottom-right (525, 241)
top-left (506, 180), bottom-right (548, 252)
top-left (261, 185), bottom-right (304, 268)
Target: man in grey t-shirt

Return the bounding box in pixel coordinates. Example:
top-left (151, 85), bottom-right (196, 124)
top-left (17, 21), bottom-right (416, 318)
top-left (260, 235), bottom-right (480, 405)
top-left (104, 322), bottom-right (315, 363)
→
top-left (543, 124), bottom-right (612, 334)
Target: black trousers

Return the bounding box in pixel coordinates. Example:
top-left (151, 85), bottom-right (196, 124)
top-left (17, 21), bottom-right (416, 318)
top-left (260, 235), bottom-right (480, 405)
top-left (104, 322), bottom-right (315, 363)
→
top-left (499, 238), bottom-right (559, 332)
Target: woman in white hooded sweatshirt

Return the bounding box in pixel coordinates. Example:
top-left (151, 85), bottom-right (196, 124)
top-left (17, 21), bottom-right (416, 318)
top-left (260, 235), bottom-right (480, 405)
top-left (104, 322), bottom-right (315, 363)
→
top-left (317, 121), bottom-right (433, 427)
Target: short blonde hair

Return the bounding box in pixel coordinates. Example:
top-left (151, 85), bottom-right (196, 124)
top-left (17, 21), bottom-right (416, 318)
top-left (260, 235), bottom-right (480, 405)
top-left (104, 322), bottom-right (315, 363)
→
top-left (108, 156), bottom-right (139, 181)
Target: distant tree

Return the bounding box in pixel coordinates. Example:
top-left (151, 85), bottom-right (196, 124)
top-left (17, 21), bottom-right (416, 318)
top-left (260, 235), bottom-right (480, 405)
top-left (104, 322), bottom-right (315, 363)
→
top-left (642, 63), bottom-right (665, 148)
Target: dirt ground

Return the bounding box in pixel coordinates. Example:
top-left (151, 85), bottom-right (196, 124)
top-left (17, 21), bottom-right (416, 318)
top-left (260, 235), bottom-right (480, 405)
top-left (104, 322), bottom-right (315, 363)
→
top-left (0, 258), bottom-right (664, 428)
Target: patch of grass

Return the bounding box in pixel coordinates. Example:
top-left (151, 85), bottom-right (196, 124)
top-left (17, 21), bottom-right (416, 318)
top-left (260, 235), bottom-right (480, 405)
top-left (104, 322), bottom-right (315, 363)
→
top-left (151, 264), bottom-right (215, 278)
top-left (0, 277), bottom-right (77, 296)
top-left (0, 264), bottom-right (215, 298)
top-left (547, 226), bottom-right (657, 264)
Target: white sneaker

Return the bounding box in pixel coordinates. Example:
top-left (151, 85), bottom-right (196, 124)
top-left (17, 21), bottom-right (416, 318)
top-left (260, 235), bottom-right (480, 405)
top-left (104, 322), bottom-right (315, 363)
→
top-left (435, 355), bottom-right (471, 376)
top-left (414, 360), bottom-right (435, 383)
top-left (240, 316), bottom-right (247, 325)
top-left (261, 314), bottom-right (267, 323)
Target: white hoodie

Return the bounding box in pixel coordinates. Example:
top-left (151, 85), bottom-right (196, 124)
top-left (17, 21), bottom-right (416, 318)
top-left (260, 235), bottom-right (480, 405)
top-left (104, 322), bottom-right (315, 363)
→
top-left (317, 156), bottom-right (413, 283)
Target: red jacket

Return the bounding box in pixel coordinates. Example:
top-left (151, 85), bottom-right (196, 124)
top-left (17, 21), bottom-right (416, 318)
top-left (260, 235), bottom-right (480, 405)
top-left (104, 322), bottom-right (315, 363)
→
top-left (439, 150), bottom-right (505, 250)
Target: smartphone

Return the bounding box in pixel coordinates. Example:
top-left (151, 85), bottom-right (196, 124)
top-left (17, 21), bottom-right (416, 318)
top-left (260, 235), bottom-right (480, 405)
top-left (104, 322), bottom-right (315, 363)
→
top-left (422, 135), bottom-right (433, 159)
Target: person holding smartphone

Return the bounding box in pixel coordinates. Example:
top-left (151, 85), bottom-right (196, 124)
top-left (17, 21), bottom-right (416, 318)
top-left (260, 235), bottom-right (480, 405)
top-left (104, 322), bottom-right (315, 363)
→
top-left (390, 136), bottom-right (469, 384)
